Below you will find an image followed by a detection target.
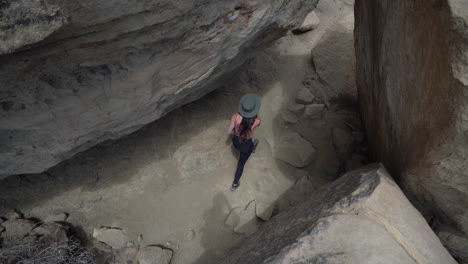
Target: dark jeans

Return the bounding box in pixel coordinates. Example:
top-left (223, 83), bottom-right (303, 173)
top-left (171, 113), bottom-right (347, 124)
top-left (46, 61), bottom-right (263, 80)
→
top-left (232, 135), bottom-right (253, 185)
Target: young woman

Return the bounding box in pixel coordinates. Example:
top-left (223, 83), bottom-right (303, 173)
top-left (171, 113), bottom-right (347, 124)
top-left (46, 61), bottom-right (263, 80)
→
top-left (227, 94), bottom-right (261, 191)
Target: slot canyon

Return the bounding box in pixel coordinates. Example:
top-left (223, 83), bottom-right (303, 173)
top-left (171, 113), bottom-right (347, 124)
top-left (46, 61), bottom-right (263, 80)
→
top-left (0, 0), bottom-right (466, 263)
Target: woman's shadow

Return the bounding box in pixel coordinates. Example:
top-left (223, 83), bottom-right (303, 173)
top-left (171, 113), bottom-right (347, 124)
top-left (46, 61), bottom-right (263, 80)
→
top-left (193, 192), bottom-right (242, 264)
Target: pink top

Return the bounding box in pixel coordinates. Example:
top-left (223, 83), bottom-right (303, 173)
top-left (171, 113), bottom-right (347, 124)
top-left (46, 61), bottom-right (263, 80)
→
top-left (228, 113), bottom-right (261, 139)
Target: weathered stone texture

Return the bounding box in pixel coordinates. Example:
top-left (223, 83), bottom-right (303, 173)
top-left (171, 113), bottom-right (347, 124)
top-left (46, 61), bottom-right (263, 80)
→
top-left (220, 164), bottom-right (456, 264)
top-left (0, 0), bottom-right (318, 177)
top-left (354, 0), bottom-right (468, 260)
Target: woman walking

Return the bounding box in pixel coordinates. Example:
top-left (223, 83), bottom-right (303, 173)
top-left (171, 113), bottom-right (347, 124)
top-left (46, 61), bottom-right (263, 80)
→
top-left (227, 94), bottom-right (261, 191)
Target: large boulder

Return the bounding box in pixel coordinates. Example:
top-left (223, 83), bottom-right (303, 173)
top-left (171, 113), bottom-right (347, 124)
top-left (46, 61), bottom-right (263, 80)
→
top-left (220, 164), bottom-right (456, 264)
top-left (0, 0), bottom-right (319, 177)
top-left (355, 0), bottom-right (468, 258)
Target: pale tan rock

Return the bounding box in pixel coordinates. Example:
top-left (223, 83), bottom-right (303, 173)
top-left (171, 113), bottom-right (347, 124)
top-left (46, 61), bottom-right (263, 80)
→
top-left (293, 11), bottom-right (320, 34)
top-left (93, 227), bottom-right (129, 249)
top-left (295, 88), bottom-right (316, 104)
top-left (256, 202), bottom-right (274, 221)
top-left (220, 164), bottom-right (457, 264)
top-left (281, 111), bottom-right (298, 124)
top-left (1, 218), bottom-right (36, 246)
top-left (137, 246), bottom-right (173, 264)
top-left (273, 133), bottom-right (316, 168)
top-left (287, 103), bottom-right (305, 115)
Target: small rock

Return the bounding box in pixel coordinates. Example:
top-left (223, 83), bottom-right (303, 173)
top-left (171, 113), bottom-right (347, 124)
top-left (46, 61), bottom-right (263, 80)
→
top-left (304, 104), bottom-right (324, 119)
top-left (281, 111), bottom-right (298, 124)
top-left (234, 209), bottom-right (259, 236)
top-left (273, 132), bottom-right (316, 168)
top-left (45, 213), bottom-right (68, 222)
top-left (8, 210), bottom-right (23, 220)
top-left (93, 227), bottom-right (129, 249)
top-left (293, 11), bottom-right (320, 34)
top-left (1, 218), bottom-right (36, 246)
top-left (256, 203), bottom-right (274, 221)
top-left (0, 225), bottom-right (5, 233)
top-left (295, 88), bottom-right (315, 104)
top-left (138, 246), bottom-right (173, 264)
top-left (0, 217), bottom-right (5, 224)
top-left (31, 222), bottom-right (69, 244)
top-left (138, 234), bottom-right (144, 243)
top-left (225, 207), bottom-right (242, 227)
top-left (332, 128), bottom-right (355, 158)
top-left (287, 103), bottom-right (305, 115)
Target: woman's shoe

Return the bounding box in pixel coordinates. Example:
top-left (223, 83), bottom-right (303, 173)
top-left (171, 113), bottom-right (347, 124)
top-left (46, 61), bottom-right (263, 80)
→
top-left (252, 139), bottom-right (259, 153)
top-left (231, 183), bottom-right (239, 191)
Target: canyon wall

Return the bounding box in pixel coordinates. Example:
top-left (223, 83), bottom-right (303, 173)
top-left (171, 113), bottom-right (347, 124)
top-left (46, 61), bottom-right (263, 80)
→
top-left (355, 0), bottom-right (468, 260)
top-left (0, 0), bottom-right (317, 177)
top-left (221, 164), bottom-right (456, 264)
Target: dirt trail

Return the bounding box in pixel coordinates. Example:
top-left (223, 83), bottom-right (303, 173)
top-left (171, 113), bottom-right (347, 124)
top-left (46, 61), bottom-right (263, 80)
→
top-left (0, 1), bottom-right (362, 263)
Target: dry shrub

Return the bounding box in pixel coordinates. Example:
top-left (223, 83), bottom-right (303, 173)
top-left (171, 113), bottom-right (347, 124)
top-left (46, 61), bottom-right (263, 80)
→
top-left (0, 240), bottom-right (96, 264)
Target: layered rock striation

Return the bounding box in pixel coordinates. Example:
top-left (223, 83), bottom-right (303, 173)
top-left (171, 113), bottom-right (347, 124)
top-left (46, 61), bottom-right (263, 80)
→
top-left (355, 0), bottom-right (468, 259)
top-left (0, 0), bottom-right (318, 177)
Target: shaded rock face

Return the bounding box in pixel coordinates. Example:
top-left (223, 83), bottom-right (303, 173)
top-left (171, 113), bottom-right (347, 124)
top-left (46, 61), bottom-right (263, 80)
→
top-left (220, 164), bottom-right (456, 264)
top-left (0, 0), bottom-right (318, 177)
top-left (355, 0), bottom-right (468, 258)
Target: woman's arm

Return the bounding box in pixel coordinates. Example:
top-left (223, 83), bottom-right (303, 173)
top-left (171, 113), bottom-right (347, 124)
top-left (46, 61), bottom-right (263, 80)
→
top-left (255, 115), bottom-right (261, 128)
top-left (227, 114), bottom-right (236, 135)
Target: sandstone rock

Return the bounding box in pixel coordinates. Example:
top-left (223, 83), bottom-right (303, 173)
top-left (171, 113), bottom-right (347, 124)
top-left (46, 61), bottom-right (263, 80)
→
top-left (280, 111), bottom-right (298, 124)
top-left (255, 202), bottom-right (274, 221)
top-left (0, 0), bottom-right (319, 178)
top-left (220, 164), bottom-right (457, 264)
top-left (293, 11), bottom-right (320, 34)
top-left (1, 218), bottom-right (36, 246)
top-left (287, 103), bottom-right (305, 115)
top-left (311, 21), bottom-right (356, 100)
top-left (295, 88), bottom-right (316, 104)
top-left (273, 133), bottom-right (316, 168)
top-left (332, 128), bottom-right (355, 158)
top-left (304, 103), bottom-right (324, 119)
top-left (355, 0), bottom-right (468, 256)
top-left (93, 227), bottom-right (129, 249)
top-left (31, 222), bottom-right (69, 244)
top-left (137, 246), bottom-right (173, 264)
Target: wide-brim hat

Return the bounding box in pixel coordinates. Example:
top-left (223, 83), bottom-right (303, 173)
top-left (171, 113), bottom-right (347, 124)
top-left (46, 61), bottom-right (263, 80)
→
top-left (239, 93), bottom-right (261, 118)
